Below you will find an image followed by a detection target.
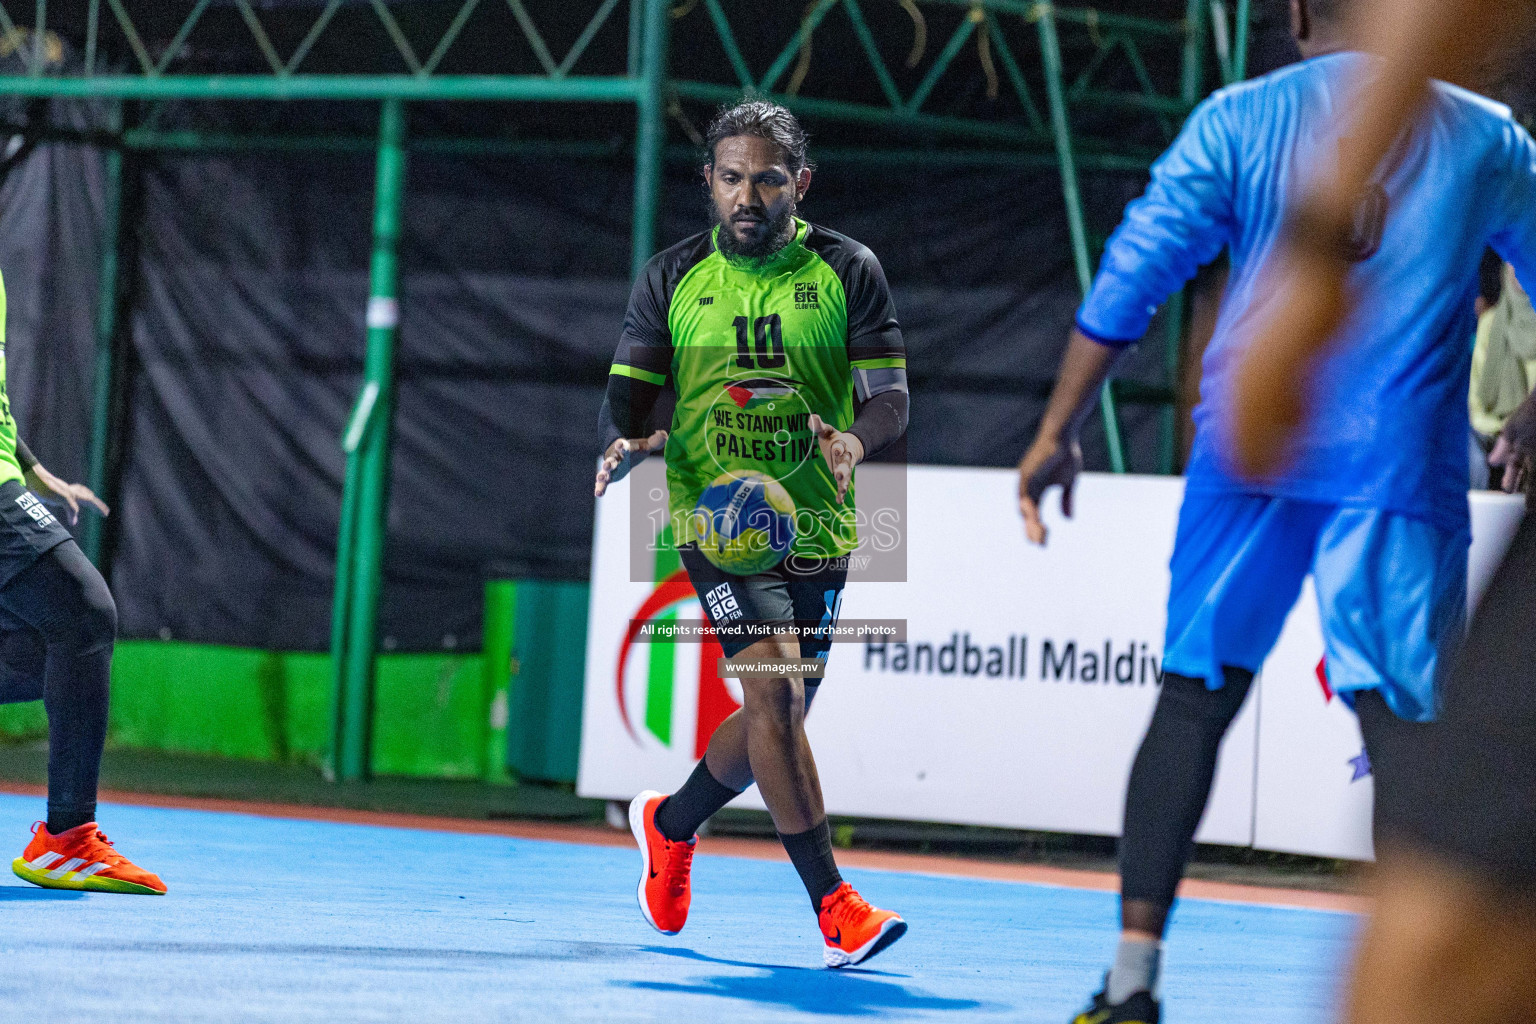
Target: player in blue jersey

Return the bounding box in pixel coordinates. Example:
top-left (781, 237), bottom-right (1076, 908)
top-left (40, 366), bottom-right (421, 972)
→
top-left (1227, 3), bottom-right (1536, 1020)
top-left (1015, 0), bottom-right (1536, 1020)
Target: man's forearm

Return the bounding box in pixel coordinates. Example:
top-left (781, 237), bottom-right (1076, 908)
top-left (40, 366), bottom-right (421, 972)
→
top-left (1505, 387), bottom-right (1536, 444)
top-left (598, 374), bottom-right (663, 452)
top-left (14, 436), bottom-right (37, 472)
top-left (1036, 328), bottom-right (1127, 441)
top-left (847, 390), bottom-right (908, 460)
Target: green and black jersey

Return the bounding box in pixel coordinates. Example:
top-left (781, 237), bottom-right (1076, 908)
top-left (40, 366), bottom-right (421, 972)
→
top-left (604, 218), bottom-right (906, 559)
top-left (0, 273), bottom-right (24, 488)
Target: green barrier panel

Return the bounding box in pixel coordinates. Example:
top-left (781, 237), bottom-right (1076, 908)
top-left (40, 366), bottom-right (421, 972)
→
top-left (507, 581), bottom-right (590, 784)
top-left (370, 654), bottom-right (484, 779)
top-left (280, 652), bottom-right (334, 761)
top-left (0, 700), bottom-right (46, 740)
top-left (481, 579), bottom-right (516, 783)
top-left (98, 641), bottom-right (483, 777)
top-left (109, 643), bottom-right (288, 759)
top-left (0, 591), bottom-right (587, 783)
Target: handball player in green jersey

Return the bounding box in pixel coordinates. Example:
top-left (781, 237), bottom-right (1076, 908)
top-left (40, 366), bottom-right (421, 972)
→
top-left (0, 272), bottom-right (165, 894)
top-left (594, 101), bottom-right (909, 967)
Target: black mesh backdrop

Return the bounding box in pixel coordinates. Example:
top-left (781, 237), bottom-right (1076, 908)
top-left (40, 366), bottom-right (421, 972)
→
top-left (0, 0), bottom-right (1322, 650)
top-left (96, 148), bottom-right (1168, 651)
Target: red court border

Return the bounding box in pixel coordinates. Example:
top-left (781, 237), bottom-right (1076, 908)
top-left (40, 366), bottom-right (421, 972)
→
top-left (0, 783), bottom-right (1368, 915)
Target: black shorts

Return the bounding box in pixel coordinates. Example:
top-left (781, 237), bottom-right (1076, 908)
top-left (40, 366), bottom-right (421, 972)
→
top-left (678, 543), bottom-right (848, 661)
top-left (0, 479), bottom-right (72, 589)
top-left (0, 481), bottom-right (74, 704)
top-left (1385, 513), bottom-right (1536, 892)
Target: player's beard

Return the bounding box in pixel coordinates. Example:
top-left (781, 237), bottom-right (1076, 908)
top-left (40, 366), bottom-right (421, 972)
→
top-left (714, 200), bottom-right (796, 261)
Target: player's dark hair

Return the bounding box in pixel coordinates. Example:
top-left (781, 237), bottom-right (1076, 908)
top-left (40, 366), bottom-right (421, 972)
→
top-left (704, 100), bottom-right (813, 174)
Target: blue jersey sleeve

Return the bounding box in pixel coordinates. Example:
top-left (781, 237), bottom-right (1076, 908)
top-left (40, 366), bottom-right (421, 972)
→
top-left (1076, 94), bottom-right (1239, 345)
top-left (1490, 121), bottom-right (1536, 297)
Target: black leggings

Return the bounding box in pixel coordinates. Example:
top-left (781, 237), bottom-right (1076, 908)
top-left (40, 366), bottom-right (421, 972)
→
top-left (1120, 667), bottom-right (1424, 935)
top-left (0, 541), bottom-right (116, 832)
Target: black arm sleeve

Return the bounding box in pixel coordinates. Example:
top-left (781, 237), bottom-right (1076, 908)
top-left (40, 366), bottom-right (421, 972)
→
top-left (831, 235), bottom-right (908, 457)
top-left (598, 256), bottom-right (676, 452)
top-left (848, 390), bottom-right (908, 459)
top-left (14, 436), bottom-right (37, 472)
top-left (598, 376), bottom-right (665, 452)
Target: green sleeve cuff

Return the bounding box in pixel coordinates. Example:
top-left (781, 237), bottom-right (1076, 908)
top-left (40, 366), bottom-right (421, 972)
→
top-left (851, 356), bottom-right (906, 370)
top-left (610, 363), bottom-right (667, 386)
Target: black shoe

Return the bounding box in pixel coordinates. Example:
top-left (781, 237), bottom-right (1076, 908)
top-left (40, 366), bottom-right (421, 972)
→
top-left (1070, 981), bottom-right (1160, 1024)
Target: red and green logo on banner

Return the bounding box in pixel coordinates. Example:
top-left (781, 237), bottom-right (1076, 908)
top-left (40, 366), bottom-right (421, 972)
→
top-left (615, 528), bottom-right (740, 757)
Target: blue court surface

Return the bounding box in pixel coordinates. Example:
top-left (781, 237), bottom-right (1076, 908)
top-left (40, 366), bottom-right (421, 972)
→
top-left (0, 795), bottom-right (1357, 1023)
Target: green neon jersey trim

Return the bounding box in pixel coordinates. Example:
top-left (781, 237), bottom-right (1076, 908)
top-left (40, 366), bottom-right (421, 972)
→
top-left (610, 363), bottom-right (667, 386)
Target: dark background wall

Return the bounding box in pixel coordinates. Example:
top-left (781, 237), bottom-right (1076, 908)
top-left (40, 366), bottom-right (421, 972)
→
top-left (8, 0), bottom-right (1516, 654)
top-left (91, 143), bottom-right (1169, 651)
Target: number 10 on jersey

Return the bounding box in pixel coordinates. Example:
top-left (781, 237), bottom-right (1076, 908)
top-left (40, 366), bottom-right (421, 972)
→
top-left (734, 315), bottom-right (785, 370)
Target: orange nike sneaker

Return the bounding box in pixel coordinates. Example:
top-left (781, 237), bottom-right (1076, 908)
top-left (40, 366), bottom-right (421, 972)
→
top-left (628, 790), bottom-right (695, 935)
top-left (13, 821), bottom-right (167, 895)
top-left (818, 882), bottom-right (907, 967)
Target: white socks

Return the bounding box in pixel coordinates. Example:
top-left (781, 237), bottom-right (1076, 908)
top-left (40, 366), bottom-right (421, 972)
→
top-left (1106, 936), bottom-right (1162, 1003)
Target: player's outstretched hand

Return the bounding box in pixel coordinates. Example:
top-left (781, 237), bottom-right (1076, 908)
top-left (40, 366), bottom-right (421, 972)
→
top-left (594, 429), bottom-right (668, 497)
top-left (24, 464), bottom-right (109, 526)
top-left (808, 414), bottom-right (862, 504)
top-left (1017, 434), bottom-right (1081, 547)
top-left (1491, 392), bottom-right (1536, 504)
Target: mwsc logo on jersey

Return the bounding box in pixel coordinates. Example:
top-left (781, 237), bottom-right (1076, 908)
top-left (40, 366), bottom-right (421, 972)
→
top-left (615, 541), bottom-right (741, 757)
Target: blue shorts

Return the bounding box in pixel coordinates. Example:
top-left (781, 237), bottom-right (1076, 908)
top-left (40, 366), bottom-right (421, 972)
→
top-left (1163, 491), bottom-right (1469, 722)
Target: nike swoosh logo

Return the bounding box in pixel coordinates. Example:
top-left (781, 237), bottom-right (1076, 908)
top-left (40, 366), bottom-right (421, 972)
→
top-left (827, 928), bottom-right (841, 945)
top-left (649, 867), bottom-right (659, 880)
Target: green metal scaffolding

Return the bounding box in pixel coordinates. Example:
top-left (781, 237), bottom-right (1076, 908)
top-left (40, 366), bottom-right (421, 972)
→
top-left (0, 0), bottom-right (1250, 780)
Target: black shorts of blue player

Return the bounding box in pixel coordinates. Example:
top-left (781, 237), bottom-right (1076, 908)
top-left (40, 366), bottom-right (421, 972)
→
top-left (678, 543), bottom-right (848, 662)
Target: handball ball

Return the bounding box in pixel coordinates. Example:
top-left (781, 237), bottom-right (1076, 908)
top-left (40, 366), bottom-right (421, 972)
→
top-left (693, 471), bottom-right (796, 575)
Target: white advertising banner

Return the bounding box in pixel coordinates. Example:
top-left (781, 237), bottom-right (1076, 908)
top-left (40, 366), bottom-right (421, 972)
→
top-left (578, 462), bottom-right (1524, 859)
top-left (580, 462), bottom-right (1255, 846)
